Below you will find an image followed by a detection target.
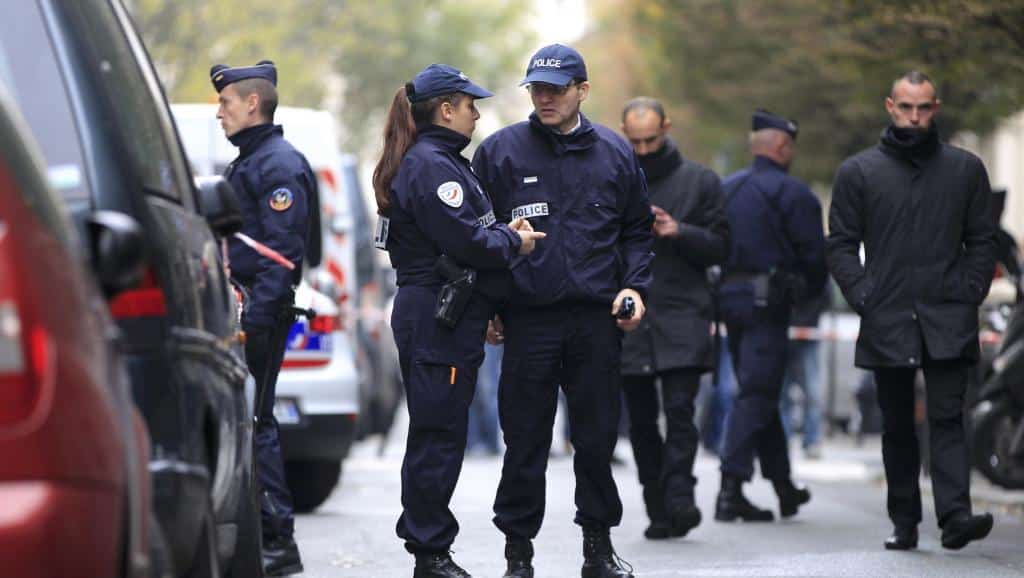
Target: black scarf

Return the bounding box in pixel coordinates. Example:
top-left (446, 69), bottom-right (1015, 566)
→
top-left (879, 122), bottom-right (940, 162)
top-left (637, 138), bottom-right (684, 183)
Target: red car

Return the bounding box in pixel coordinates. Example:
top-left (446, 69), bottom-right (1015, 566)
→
top-left (0, 91), bottom-right (161, 576)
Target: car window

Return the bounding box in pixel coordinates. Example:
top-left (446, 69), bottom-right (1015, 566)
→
top-left (55, 0), bottom-right (190, 205)
top-left (0, 1), bottom-right (91, 207)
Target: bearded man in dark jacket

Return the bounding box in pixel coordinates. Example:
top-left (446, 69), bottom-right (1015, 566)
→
top-left (827, 71), bottom-right (996, 552)
top-left (619, 98), bottom-right (730, 540)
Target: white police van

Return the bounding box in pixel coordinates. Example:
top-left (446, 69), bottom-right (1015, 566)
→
top-left (171, 103), bottom-right (359, 511)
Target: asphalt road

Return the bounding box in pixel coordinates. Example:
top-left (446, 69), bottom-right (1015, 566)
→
top-left (292, 425), bottom-right (1024, 577)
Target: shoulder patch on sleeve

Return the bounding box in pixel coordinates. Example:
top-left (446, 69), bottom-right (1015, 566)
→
top-left (437, 181), bottom-right (464, 208)
top-left (269, 188), bottom-right (294, 211)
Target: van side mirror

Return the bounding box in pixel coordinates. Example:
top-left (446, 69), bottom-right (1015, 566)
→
top-left (196, 176), bottom-right (243, 238)
top-left (87, 210), bottom-right (145, 299)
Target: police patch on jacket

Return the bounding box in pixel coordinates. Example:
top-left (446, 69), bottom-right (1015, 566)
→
top-left (512, 202), bottom-right (549, 219)
top-left (477, 210), bottom-right (496, 227)
top-left (269, 187), bottom-right (294, 211)
top-left (437, 181), bottom-right (464, 208)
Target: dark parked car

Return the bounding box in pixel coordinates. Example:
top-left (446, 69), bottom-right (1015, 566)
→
top-left (0, 86), bottom-right (161, 577)
top-left (0, 1), bottom-right (259, 576)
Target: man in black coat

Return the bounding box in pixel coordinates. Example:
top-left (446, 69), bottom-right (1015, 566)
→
top-left (619, 98), bottom-right (730, 540)
top-left (827, 71), bottom-right (996, 551)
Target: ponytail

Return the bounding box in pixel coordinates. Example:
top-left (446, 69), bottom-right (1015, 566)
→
top-left (373, 84), bottom-right (418, 214)
top-left (372, 84), bottom-right (469, 214)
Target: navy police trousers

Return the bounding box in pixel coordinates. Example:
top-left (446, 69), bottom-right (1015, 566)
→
top-left (718, 284), bottom-right (792, 482)
top-left (391, 286), bottom-right (491, 554)
top-left (248, 311), bottom-right (298, 540)
top-left (494, 302), bottom-right (625, 539)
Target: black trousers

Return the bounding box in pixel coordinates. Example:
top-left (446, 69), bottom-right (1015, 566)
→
top-left (494, 303), bottom-right (624, 539)
top-left (874, 355), bottom-right (972, 529)
top-left (622, 368), bottom-right (703, 522)
top-left (247, 311), bottom-right (297, 540)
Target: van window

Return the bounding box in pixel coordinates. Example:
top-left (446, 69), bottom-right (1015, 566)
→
top-left (0, 1), bottom-right (91, 205)
top-left (56, 0), bottom-right (188, 204)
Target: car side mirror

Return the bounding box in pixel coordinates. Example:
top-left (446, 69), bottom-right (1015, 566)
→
top-left (87, 210), bottom-right (145, 299)
top-left (196, 176), bottom-right (243, 238)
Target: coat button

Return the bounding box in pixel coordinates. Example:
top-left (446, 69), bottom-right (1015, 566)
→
top-left (911, 312), bottom-right (918, 321)
top-left (909, 357), bottom-right (917, 364)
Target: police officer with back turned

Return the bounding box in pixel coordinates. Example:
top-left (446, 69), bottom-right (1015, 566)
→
top-left (715, 110), bottom-right (826, 524)
top-left (212, 60), bottom-right (319, 576)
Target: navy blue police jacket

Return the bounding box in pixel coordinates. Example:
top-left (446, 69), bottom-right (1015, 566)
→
top-left (225, 123), bottom-right (317, 329)
top-left (471, 113), bottom-right (653, 306)
top-left (722, 155), bottom-right (827, 300)
top-left (384, 124), bottom-right (522, 295)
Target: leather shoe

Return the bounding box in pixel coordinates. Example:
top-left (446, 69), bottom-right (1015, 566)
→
top-left (263, 535), bottom-right (303, 576)
top-left (668, 504), bottom-right (702, 537)
top-left (941, 512), bottom-right (994, 550)
top-left (642, 519), bottom-right (672, 540)
top-left (772, 478), bottom-right (811, 518)
top-left (883, 526), bottom-right (918, 550)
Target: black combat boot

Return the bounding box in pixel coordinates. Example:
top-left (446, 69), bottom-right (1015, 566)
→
top-left (502, 539), bottom-right (534, 578)
top-left (714, 475), bottom-right (774, 522)
top-left (262, 535), bottom-right (303, 576)
top-left (667, 503), bottom-right (702, 537)
top-left (641, 484), bottom-right (672, 540)
top-left (581, 527), bottom-right (634, 578)
top-left (772, 478), bottom-right (811, 518)
top-left (413, 552), bottom-right (471, 578)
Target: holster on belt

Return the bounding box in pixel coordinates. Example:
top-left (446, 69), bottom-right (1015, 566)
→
top-left (434, 255), bottom-right (477, 328)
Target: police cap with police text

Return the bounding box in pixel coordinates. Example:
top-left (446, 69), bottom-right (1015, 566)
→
top-left (210, 60), bottom-right (277, 93)
top-left (520, 44), bottom-right (587, 87)
top-left (752, 109), bottom-right (798, 140)
top-left (408, 64), bottom-right (493, 103)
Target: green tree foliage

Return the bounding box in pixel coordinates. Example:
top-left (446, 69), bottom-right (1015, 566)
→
top-left (130, 0), bottom-right (533, 153)
top-left (630, 0), bottom-right (1024, 183)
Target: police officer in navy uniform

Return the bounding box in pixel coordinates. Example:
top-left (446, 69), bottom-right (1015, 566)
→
top-left (473, 44), bottom-right (653, 578)
top-left (212, 60), bottom-right (319, 576)
top-left (715, 110), bottom-right (826, 524)
top-left (372, 64), bottom-right (545, 578)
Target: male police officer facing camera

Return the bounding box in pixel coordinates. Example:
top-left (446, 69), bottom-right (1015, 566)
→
top-left (716, 110), bottom-right (825, 524)
top-left (473, 44), bottom-right (653, 578)
top-left (212, 60), bottom-right (320, 576)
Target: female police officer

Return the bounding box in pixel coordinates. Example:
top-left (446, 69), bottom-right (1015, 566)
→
top-left (372, 64), bottom-right (545, 578)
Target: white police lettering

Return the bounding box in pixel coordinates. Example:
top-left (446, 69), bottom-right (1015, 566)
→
top-left (511, 202), bottom-right (549, 219)
top-left (477, 210), bottom-right (496, 228)
top-left (374, 216), bottom-right (390, 250)
top-left (533, 58), bottom-right (562, 69)
top-left (437, 181), bottom-right (464, 208)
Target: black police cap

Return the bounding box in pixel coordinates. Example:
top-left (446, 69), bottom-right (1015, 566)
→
top-left (210, 60), bottom-right (277, 93)
top-left (752, 109), bottom-right (798, 140)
